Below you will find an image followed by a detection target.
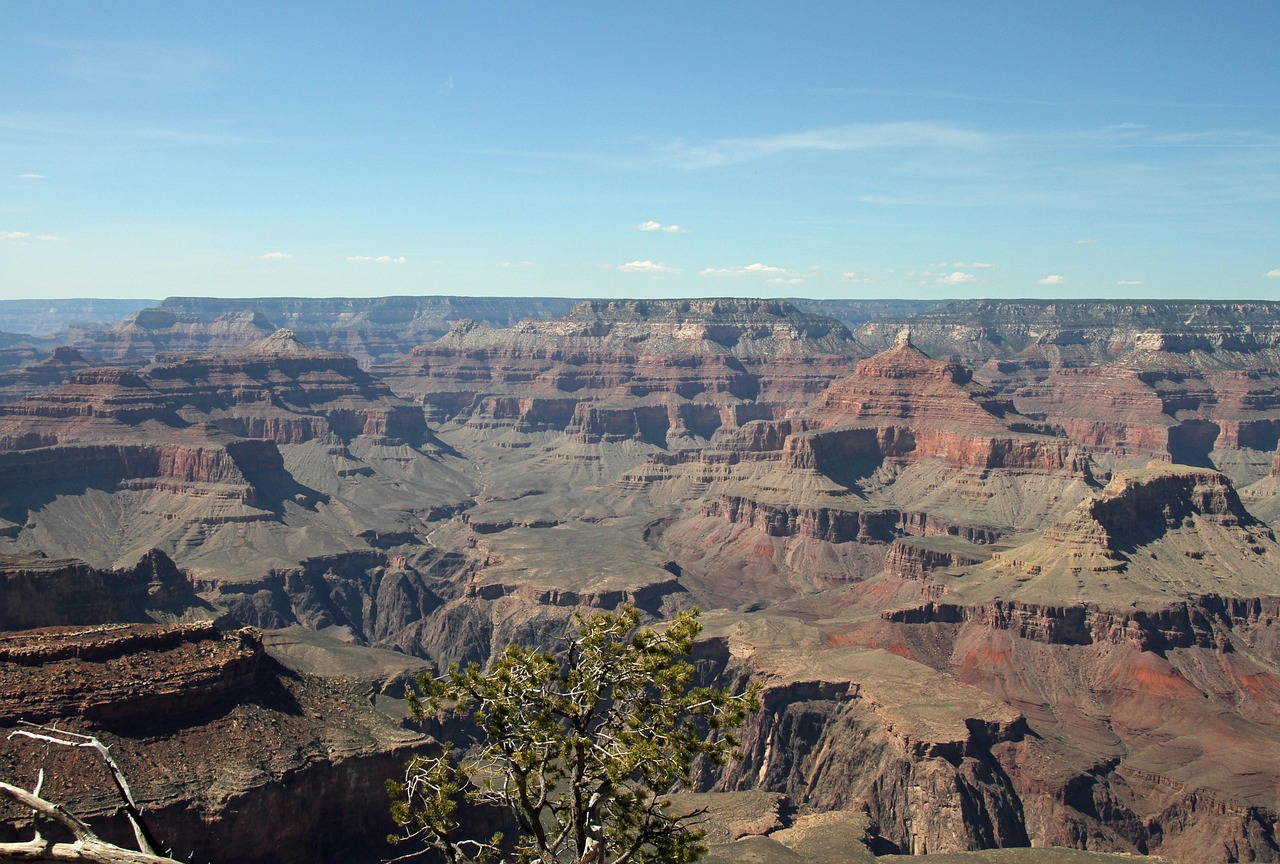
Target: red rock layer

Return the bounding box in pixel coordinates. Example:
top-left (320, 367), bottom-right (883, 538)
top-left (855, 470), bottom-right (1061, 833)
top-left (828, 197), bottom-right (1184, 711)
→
top-left (377, 299), bottom-right (864, 441)
top-left (0, 622), bottom-right (260, 726)
top-left (0, 330), bottom-right (427, 449)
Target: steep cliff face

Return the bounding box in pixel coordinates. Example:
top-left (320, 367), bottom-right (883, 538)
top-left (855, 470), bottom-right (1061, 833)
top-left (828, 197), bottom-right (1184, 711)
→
top-left (0, 330), bottom-right (432, 449)
top-left (379, 299), bottom-right (864, 443)
top-left (0, 330), bottom-right (474, 579)
top-left (838, 462), bottom-right (1280, 860)
top-left (143, 295), bottom-right (583, 364)
top-left (0, 346), bottom-right (92, 404)
top-left (144, 329), bottom-right (431, 446)
top-left (653, 336), bottom-right (1094, 599)
top-left (0, 622), bottom-right (432, 864)
top-left (80, 309), bottom-right (278, 360)
top-left (694, 627), bottom-right (1029, 856)
top-left (0, 548), bottom-right (209, 630)
top-left (0, 622), bottom-right (261, 726)
top-left (856, 299), bottom-right (1280, 365)
top-left (781, 425), bottom-right (1086, 474)
top-left (702, 495), bottom-right (900, 544)
top-left (922, 463), bottom-right (1280, 608)
top-left (847, 302), bottom-right (1280, 487)
top-left (196, 548), bottom-right (468, 655)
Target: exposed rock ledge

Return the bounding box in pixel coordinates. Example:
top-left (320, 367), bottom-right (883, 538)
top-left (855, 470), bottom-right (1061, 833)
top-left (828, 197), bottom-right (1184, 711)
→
top-left (0, 622), bottom-right (431, 864)
top-left (885, 594), bottom-right (1280, 651)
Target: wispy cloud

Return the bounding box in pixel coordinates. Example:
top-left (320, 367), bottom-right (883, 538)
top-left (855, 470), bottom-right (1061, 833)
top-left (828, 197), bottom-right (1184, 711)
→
top-left (440, 74), bottom-right (455, 97)
top-left (701, 262), bottom-right (796, 278)
top-left (1117, 280), bottom-right (1145, 286)
top-left (811, 86), bottom-right (1280, 113)
top-left (937, 271), bottom-right (977, 284)
top-left (258, 251), bottom-right (292, 260)
top-left (0, 113), bottom-right (273, 146)
top-left (2, 231), bottom-right (65, 242)
top-left (16, 173), bottom-right (46, 180)
top-left (619, 260), bottom-right (679, 274)
top-left (1038, 274), bottom-right (1066, 285)
top-left (946, 261), bottom-right (997, 269)
top-left (497, 260), bottom-right (533, 268)
top-left (1073, 239), bottom-right (1098, 245)
top-left (841, 272), bottom-right (874, 284)
top-left (346, 255), bottom-right (406, 264)
top-left (664, 122), bottom-right (995, 170)
top-left (634, 220), bottom-right (686, 233)
top-left (1267, 269), bottom-right (1280, 278)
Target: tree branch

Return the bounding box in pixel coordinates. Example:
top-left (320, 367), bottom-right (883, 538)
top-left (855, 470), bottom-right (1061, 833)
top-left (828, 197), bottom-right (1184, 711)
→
top-left (9, 724), bottom-right (164, 858)
top-left (0, 781), bottom-right (182, 864)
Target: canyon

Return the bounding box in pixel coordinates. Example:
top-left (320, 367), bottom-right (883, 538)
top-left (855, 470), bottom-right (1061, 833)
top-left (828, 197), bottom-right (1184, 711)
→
top-left (2, 297), bottom-right (1279, 862)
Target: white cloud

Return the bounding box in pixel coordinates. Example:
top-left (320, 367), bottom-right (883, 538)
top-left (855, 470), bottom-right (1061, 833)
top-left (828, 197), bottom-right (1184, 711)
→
top-left (701, 262), bottom-right (795, 278)
top-left (497, 260), bottom-right (533, 268)
top-left (619, 260), bottom-right (678, 274)
top-left (346, 255), bottom-right (406, 264)
top-left (938, 271), bottom-right (977, 284)
top-left (440, 74), bottom-right (454, 97)
top-left (1038, 274), bottom-right (1066, 285)
top-left (1266, 269), bottom-right (1280, 278)
top-left (3, 230), bottom-right (65, 242)
top-left (767, 277), bottom-right (807, 285)
top-left (666, 121), bottom-right (994, 170)
top-left (841, 272), bottom-right (874, 284)
top-left (950, 261), bottom-right (997, 269)
top-left (635, 220), bottom-right (685, 233)
top-left (1117, 280), bottom-right (1144, 286)
top-left (1073, 238), bottom-right (1098, 245)
top-left (16, 173), bottom-right (45, 180)
top-left (258, 251), bottom-right (292, 260)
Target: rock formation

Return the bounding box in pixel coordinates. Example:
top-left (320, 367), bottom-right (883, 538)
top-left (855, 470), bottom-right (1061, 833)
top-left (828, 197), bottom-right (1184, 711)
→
top-left (0, 621), bottom-right (429, 864)
top-left (378, 298), bottom-right (865, 442)
top-left (4, 297), bottom-right (1280, 862)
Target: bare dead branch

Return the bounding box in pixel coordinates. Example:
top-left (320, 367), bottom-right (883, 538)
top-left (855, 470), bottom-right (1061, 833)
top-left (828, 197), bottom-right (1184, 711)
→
top-left (0, 780), bottom-right (182, 864)
top-left (9, 724), bottom-right (163, 857)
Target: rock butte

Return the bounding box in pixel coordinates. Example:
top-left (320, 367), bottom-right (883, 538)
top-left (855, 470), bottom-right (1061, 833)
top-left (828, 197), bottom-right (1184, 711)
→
top-left (0, 297), bottom-right (1278, 863)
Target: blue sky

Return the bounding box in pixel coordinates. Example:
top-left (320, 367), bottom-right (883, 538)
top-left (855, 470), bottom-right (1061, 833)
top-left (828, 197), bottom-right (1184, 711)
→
top-left (2, 1), bottom-right (1279, 300)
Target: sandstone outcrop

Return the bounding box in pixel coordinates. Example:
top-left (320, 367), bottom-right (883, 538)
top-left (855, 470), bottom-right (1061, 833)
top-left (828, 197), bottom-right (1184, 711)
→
top-left (0, 548), bottom-right (210, 630)
top-left (650, 335), bottom-right (1093, 607)
top-left (848, 301), bottom-right (1280, 486)
top-left (59, 296), bottom-right (584, 366)
top-left (857, 299), bottom-right (1280, 367)
top-left (0, 346), bottom-right (92, 403)
top-left (378, 299), bottom-right (864, 442)
top-left (0, 621), bottom-right (431, 864)
top-left (0, 331), bottom-right (473, 575)
top-left (695, 617), bottom-right (1030, 856)
top-left (855, 463), bottom-right (1280, 860)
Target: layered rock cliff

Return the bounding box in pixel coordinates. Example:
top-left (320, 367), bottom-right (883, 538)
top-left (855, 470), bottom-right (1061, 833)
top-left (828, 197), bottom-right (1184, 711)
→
top-left (0, 621), bottom-right (431, 864)
top-left (0, 548), bottom-right (210, 630)
top-left (378, 299), bottom-right (864, 442)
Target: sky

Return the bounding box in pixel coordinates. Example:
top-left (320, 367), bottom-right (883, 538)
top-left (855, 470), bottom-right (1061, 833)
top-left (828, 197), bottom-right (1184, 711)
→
top-left (2, 1), bottom-right (1279, 302)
